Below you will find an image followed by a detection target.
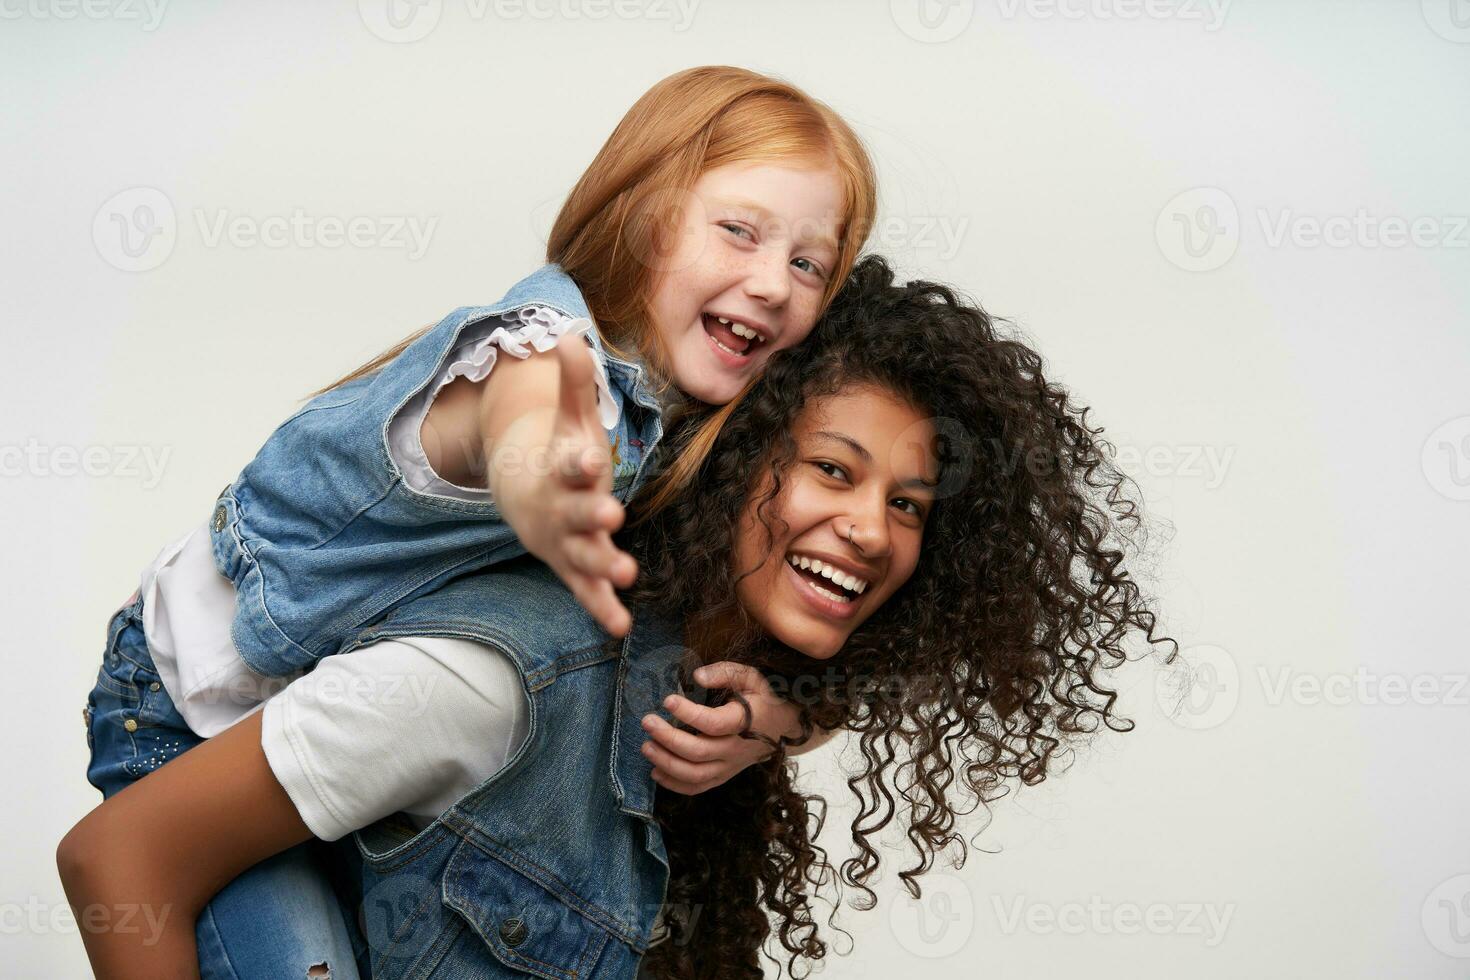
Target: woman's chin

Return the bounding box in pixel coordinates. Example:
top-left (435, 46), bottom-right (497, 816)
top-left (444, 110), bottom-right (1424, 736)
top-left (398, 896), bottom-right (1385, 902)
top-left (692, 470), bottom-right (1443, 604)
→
top-left (781, 631), bottom-right (844, 661)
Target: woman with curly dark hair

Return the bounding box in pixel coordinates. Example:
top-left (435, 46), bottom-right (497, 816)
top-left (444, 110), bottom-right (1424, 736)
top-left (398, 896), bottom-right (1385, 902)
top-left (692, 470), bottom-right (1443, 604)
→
top-left (623, 253), bottom-right (1178, 979)
top-left (58, 251), bottom-right (1172, 980)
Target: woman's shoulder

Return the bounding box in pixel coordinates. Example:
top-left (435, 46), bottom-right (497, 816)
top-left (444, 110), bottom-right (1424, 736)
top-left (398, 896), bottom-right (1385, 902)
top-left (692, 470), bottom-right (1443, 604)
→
top-left (376, 557), bottom-right (606, 660)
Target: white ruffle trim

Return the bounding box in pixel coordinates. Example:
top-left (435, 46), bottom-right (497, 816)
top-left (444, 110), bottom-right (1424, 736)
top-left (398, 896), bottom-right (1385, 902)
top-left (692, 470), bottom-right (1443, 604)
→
top-left (388, 305), bottom-right (619, 502)
top-left (440, 305), bottom-right (618, 431)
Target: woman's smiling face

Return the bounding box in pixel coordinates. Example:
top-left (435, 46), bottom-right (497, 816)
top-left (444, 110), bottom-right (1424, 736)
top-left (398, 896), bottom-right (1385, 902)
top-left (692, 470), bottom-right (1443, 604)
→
top-left (731, 385), bottom-right (939, 659)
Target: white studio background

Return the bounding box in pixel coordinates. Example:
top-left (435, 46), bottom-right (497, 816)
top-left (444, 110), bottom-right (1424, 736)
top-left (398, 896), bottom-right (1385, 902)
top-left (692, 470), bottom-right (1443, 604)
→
top-left (3, 1), bottom-right (1468, 976)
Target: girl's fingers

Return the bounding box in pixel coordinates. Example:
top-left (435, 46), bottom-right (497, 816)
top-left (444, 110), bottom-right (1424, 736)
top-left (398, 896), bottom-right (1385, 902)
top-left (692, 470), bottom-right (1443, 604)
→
top-left (559, 565), bottom-right (633, 638)
top-left (559, 491), bottom-right (624, 535)
top-left (663, 694), bottom-right (745, 737)
top-left (562, 531), bottom-right (638, 588)
top-left (640, 714), bottom-right (721, 762)
top-left (553, 336), bottom-right (604, 434)
top-left (640, 738), bottom-right (718, 785)
top-left (550, 436), bottom-right (609, 490)
top-left (649, 768), bottom-right (703, 797)
top-left (550, 339), bottom-right (611, 493)
top-left (692, 661), bottom-right (772, 695)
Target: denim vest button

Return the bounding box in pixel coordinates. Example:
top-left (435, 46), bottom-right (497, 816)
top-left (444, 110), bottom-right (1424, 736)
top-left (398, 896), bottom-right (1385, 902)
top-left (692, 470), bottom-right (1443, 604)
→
top-left (149, 681), bottom-right (161, 692)
top-left (123, 718), bottom-right (138, 733)
top-left (212, 505), bottom-right (227, 532)
top-left (498, 916), bottom-right (529, 948)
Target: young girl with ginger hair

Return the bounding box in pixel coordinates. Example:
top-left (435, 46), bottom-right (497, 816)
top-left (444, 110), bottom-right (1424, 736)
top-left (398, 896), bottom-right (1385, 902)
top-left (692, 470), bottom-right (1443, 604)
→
top-left (59, 65), bottom-right (875, 978)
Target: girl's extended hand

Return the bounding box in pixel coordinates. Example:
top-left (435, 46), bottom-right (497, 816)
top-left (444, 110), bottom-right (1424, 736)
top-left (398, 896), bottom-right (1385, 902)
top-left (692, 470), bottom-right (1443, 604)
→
top-left (639, 662), bottom-right (831, 796)
top-left (490, 338), bottom-right (638, 637)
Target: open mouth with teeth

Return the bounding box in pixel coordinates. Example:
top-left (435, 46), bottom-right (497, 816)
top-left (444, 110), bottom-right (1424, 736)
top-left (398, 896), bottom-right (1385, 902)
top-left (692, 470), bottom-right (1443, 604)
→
top-left (786, 553), bottom-right (869, 605)
top-left (702, 313), bottom-right (766, 358)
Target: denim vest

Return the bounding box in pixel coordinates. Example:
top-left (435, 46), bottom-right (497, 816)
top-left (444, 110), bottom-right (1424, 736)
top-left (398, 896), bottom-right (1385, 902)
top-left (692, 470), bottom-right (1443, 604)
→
top-left (207, 263), bottom-right (668, 677)
top-left (331, 556), bottom-right (688, 980)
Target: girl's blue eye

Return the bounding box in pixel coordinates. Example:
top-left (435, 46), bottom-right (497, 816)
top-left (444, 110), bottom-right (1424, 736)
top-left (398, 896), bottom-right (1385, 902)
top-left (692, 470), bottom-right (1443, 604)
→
top-left (720, 222), bottom-right (753, 240)
top-left (792, 256), bottom-right (827, 279)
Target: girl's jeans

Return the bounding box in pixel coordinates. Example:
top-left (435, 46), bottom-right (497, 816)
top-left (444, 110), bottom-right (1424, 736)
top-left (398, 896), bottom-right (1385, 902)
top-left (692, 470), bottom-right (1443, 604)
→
top-left (82, 591), bottom-right (372, 980)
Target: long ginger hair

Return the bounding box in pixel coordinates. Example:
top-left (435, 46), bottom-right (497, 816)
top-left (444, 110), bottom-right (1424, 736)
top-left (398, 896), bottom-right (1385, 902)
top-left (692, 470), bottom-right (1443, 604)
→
top-left (619, 255), bottom-right (1180, 979)
top-left (305, 67), bottom-right (875, 509)
top-left (547, 64), bottom-right (875, 380)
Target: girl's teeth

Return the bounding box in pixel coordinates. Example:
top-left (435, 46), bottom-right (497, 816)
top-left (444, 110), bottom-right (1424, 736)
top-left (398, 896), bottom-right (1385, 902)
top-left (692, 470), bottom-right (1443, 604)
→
top-left (710, 335), bottom-right (744, 357)
top-left (715, 316), bottom-right (763, 343)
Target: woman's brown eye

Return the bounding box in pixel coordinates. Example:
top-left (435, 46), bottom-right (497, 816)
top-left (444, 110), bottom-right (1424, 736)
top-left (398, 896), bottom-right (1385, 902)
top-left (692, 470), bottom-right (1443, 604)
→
top-left (814, 461), bottom-right (847, 481)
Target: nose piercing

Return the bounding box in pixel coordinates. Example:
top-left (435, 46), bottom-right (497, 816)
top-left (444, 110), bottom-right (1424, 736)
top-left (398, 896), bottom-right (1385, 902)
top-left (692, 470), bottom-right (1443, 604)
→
top-left (846, 524), bottom-right (857, 546)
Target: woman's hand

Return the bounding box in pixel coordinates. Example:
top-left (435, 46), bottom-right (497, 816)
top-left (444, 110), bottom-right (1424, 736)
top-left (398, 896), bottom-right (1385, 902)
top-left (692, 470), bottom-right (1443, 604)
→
top-left (639, 662), bottom-right (839, 795)
top-left (485, 339), bottom-right (638, 637)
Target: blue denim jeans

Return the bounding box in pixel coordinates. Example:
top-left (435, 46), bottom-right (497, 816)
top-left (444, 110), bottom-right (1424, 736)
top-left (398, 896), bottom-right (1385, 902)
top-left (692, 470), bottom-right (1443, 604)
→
top-left (82, 592), bottom-right (372, 980)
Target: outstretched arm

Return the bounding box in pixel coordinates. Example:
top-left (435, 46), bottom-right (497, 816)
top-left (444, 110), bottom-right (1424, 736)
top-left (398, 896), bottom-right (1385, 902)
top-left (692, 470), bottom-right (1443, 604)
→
top-left (450, 333), bottom-right (637, 636)
top-left (56, 711), bottom-right (309, 980)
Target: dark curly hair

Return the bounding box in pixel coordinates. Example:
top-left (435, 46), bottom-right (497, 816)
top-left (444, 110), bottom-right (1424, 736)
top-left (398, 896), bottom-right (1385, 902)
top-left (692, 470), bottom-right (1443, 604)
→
top-left (616, 254), bottom-right (1178, 980)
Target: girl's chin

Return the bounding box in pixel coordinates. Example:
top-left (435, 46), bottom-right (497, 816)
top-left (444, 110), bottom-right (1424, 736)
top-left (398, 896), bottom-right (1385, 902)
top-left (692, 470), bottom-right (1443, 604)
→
top-left (678, 374), bottom-right (745, 406)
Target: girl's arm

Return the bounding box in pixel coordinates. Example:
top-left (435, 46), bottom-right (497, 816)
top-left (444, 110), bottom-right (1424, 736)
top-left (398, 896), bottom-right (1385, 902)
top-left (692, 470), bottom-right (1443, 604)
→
top-left (426, 334), bottom-right (638, 637)
top-left (55, 711), bottom-right (310, 980)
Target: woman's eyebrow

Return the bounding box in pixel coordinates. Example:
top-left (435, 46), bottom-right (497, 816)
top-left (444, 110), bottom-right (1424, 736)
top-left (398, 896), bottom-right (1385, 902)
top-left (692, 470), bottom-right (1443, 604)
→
top-left (812, 430), bottom-right (940, 493)
top-left (812, 430), bottom-right (871, 462)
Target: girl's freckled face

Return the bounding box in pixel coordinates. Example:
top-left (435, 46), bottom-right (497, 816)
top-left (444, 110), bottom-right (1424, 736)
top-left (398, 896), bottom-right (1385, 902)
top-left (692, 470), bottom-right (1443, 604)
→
top-left (730, 386), bottom-right (939, 660)
top-left (644, 161), bottom-right (845, 405)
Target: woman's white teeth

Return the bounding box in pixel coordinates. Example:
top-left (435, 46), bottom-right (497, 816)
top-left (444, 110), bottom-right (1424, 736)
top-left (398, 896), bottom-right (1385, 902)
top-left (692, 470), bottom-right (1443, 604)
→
top-left (716, 317), bottom-right (764, 343)
top-left (810, 582), bottom-right (849, 603)
top-left (786, 554), bottom-right (869, 596)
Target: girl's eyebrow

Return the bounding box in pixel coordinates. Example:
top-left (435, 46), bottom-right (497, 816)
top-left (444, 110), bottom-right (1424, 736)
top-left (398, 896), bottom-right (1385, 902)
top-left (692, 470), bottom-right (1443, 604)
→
top-left (811, 430), bottom-right (939, 493)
